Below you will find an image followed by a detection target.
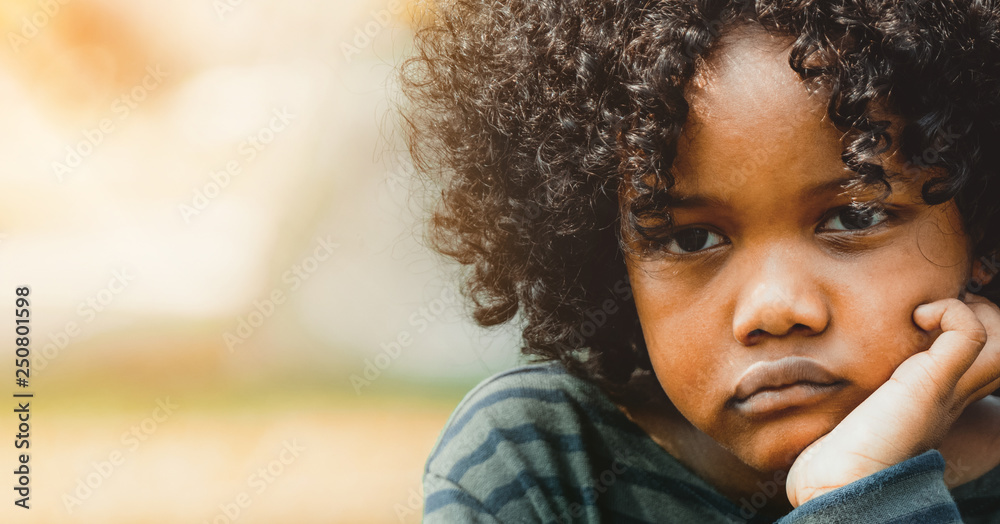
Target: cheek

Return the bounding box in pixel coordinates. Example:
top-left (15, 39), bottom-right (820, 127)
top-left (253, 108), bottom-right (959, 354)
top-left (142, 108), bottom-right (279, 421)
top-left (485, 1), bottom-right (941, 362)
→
top-left (646, 324), bottom-right (723, 403)
top-left (832, 291), bottom-right (929, 392)
top-left (630, 275), bottom-right (735, 421)
top-left (830, 216), bottom-right (970, 389)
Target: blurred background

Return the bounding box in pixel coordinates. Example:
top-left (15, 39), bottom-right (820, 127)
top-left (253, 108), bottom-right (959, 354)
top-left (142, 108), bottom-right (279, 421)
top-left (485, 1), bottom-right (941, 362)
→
top-left (0, 0), bottom-right (522, 522)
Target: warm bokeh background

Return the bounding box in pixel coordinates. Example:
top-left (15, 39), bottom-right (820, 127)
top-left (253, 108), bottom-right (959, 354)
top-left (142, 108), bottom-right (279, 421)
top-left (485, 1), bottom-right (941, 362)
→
top-left (0, 1), bottom-right (522, 522)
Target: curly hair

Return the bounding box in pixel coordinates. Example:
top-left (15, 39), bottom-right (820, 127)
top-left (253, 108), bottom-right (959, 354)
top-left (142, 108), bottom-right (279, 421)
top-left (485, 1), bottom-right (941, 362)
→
top-left (398, 0), bottom-right (1000, 402)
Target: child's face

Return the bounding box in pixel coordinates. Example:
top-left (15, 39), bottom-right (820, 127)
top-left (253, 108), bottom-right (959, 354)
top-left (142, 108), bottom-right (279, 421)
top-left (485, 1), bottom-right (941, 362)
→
top-left (624, 27), bottom-right (975, 473)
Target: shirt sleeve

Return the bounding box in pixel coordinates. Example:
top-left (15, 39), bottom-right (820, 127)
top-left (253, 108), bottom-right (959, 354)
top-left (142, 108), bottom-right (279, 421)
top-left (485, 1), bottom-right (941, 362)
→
top-left (777, 450), bottom-right (962, 524)
top-left (423, 471), bottom-right (505, 524)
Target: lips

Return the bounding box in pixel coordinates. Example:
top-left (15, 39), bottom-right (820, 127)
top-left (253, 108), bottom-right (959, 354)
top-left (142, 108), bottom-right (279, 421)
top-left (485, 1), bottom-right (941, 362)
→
top-left (731, 357), bottom-right (846, 416)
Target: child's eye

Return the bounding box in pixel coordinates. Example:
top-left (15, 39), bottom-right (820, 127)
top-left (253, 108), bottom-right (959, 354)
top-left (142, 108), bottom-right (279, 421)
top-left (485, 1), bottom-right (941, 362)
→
top-left (663, 228), bottom-right (727, 255)
top-left (820, 206), bottom-right (889, 231)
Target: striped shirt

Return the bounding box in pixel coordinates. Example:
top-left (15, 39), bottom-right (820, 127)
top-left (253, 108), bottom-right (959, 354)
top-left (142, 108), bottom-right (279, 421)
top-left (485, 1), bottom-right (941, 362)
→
top-left (423, 362), bottom-right (1000, 523)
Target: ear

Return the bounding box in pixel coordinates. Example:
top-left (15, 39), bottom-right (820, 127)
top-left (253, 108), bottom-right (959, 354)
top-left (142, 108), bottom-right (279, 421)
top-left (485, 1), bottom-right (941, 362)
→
top-left (972, 252), bottom-right (998, 287)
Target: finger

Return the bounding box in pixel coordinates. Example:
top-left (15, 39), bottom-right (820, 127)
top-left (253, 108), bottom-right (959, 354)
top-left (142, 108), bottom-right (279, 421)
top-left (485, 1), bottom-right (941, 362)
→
top-left (967, 377), bottom-right (1000, 404)
top-left (961, 356), bottom-right (1000, 403)
top-left (913, 299), bottom-right (988, 348)
top-left (905, 299), bottom-right (987, 398)
top-left (956, 297), bottom-right (1000, 401)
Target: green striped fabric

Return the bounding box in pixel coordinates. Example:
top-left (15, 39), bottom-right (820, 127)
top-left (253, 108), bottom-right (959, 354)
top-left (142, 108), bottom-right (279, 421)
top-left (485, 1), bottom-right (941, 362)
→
top-left (424, 362), bottom-right (999, 523)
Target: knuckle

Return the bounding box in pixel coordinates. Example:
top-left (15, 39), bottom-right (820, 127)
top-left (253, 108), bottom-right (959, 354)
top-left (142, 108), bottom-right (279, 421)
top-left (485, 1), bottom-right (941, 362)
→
top-left (961, 326), bottom-right (989, 347)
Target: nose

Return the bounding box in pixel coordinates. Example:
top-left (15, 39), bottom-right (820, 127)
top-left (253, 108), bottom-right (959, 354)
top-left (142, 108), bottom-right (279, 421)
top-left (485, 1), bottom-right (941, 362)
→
top-left (732, 252), bottom-right (830, 346)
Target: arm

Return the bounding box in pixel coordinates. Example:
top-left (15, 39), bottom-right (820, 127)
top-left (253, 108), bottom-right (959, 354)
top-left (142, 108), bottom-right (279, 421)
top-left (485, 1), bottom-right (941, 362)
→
top-left (778, 450), bottom-right (962, 524)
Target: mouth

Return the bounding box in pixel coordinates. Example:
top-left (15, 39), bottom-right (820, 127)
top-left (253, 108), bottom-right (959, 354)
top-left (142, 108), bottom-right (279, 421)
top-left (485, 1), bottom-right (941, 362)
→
top-left (730, 357), bottom-right (847, 417)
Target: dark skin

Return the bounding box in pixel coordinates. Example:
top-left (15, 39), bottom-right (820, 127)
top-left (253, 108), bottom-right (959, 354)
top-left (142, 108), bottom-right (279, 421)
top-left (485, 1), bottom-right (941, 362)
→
top-left (620, 25), bottom-right (1000, 515)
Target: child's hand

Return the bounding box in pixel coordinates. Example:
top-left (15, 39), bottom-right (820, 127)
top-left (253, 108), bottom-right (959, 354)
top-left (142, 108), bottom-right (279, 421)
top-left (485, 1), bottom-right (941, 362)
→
top-left (784, 293), bottom-right (1000, 508)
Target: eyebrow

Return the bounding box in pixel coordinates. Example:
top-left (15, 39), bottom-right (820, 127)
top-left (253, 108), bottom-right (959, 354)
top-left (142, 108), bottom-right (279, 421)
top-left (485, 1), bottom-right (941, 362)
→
top-left (664, 176), bottom-right (855, 209)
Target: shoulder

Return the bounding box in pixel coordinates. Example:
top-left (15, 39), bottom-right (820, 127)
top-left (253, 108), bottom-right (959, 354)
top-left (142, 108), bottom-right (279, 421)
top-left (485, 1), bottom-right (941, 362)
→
top-left (422, 362), bottom-right (743, 523)
top-left (425, 361), bottom-right (625, 475)
top-left (444, 361), bottom-right (614, 422)
top-left (422, 362), bottom-right (639, 522)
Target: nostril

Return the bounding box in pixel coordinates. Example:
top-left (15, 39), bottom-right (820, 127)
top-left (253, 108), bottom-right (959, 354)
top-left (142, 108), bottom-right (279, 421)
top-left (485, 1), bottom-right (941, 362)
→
top-left (742, 329), bottom-right (765, 345)
top-left (790, 323), bottom-right (815, 335)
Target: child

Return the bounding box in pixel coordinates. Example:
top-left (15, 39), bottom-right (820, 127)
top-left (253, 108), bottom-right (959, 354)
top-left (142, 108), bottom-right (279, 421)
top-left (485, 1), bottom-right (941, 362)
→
top-left (399, 0), bottom-right (1000, 521)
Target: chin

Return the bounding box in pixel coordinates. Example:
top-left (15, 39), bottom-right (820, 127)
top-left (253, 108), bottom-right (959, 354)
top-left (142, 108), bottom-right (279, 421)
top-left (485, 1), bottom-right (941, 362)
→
top-left (739, 440), bottom-right (812, 473)
top-left (729, 415), bottom-right (842, 473)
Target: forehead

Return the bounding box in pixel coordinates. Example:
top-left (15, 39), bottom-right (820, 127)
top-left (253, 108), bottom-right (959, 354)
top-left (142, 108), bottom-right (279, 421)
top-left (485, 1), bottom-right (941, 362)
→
top-left (686, 24), bottom-right (821, 121)
top-left (676, 24), bottom-right (849, 192)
